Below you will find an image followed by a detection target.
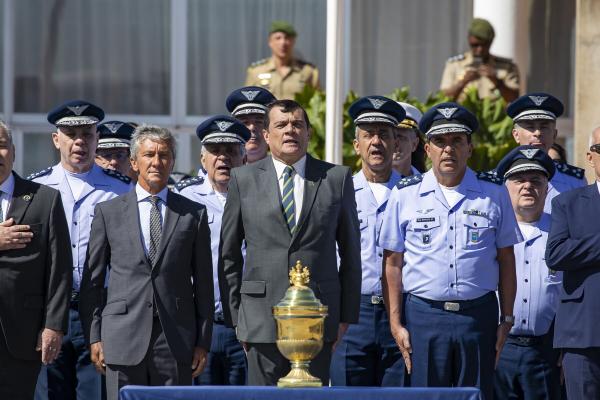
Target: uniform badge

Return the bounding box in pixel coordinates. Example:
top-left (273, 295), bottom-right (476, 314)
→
top-left (258, 73), bottom-right (271, 86)
top-left (528, 95), bottom-right (548, 106)
top-left (367, 97), bottom-right (386, 109)
top-left (104, 122), bottom-right (123, 134)
top-left (470, 231), bottom-right (479, 243)
top-left (416, 208), bottom-right (434, 214)
top-left (520, 148), bottom-right (539, 159)
top-left (215, 121), bottom-right (234, 132)
top-left (241, 90), bottom-right (259, 101)
top-left (67, 105), bottom-right (89, 116)
top-left (422, 233), bottom-right (431, 244)
top-left (437, 107), bottom-right (458, 119)
top-left (23, 194), bottom-right (32, 202)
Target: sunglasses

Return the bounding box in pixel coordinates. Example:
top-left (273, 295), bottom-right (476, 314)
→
top-left (590, 144), bottom-right (600, 154)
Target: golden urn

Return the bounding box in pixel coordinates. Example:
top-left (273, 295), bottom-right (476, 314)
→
top-left (273, 261), bottom-right (328, 387)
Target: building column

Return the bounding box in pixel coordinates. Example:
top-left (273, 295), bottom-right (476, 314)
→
top-left (574, 0), bottom-right (600, 177)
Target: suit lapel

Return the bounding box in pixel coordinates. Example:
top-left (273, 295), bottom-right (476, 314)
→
top-left (7, 173), bottom-right (34, 224)
top-left (153, 191), bottom-right (180, 269)
top-left (123, 191), bottom-right (149, 266)
top-left (291, 155), bottom-right (322, 243)
top-left (259, 157), bottom-right (290, 236)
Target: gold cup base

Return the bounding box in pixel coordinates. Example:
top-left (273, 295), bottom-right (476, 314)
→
top-left (277, 361), bottom-right (322, 387)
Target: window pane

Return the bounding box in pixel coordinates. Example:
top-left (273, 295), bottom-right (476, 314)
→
top-left (187, 0), bottom-right (326, 115)
top-left (14, 0), bottom-right (170, 115)
top-left (22, 133), bottom-right (60, 176)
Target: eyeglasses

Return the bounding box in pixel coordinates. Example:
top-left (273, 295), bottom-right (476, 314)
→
top-left (590, 144), bottom-right (600, 154)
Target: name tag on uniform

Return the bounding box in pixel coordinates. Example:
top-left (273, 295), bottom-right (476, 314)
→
top-left (416, 217), bottom-right (436, 223)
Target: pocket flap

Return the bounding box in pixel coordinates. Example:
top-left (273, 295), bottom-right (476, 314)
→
top-left (464, 216), bottom-right (489, 229)
top-left (24, 295), bottom-right (44, 309)
top-left (560, 285), bottom-right (584, 302)
top-left (411, 216), bottom-right (441, 231)
top-left (240, 280), bottom-right (266, 295)
top-left (102, 300), bottom-right (128, 316)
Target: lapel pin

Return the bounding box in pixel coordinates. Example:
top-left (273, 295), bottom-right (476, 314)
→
top-left (23, 194), bottom-right (32, 202)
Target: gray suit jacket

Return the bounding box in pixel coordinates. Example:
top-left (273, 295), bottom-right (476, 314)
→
top-left (0, 173), bottom-right (72, 360)
top-left (219, 155), bottom-right (361, 343)
top-left (80, 189), bottom-right (214, 366)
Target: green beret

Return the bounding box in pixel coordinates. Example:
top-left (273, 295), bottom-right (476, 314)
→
top-left (270, 20), bottom-right (297, 37)
top-left (468, 18), bottom-right (495, 42)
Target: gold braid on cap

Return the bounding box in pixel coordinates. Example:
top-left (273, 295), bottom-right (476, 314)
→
top-left (398, 119), bottom-right (419, 129)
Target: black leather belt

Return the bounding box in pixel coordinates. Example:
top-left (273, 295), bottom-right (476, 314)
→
top-left (71, 291), bottom-right (80, 303)
top-left (361, 294), bottom-right (384, 305)
top-left (214, 311), bottom-right (225, 324)
top-left (409, 291), bottom-right (495, 312)
top-left (508, 334), bottom-right (545, 346)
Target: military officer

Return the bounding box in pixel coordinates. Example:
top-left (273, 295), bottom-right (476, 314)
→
top-left (494, 146), bottom-right (561, 399)
top-left (95, 121), bottom-right (136, 182)
top-left (440, 18), bottom-right (520, 103)
top-left (30, 100), bottom-right (131, 400)
top-left (379, 103), bottom-right (521, 400)
top-left (226, 86), bottom-right (276, 163)
top-left (330, 96), bottom-right (407, 386)
top-left (393, 102), bottom-right (424, 177)
top-left (507, 92), bottom-right (586, 212)
top-left (175, 116), bottom-right (250, 385)
top-left (245, 21), bottom-right (319, 100)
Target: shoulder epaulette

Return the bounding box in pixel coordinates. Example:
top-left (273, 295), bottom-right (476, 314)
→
top-left (554, 161), bottom-right (585, 180)
top-left (175, 176), bottom-right (205, 191)
top-left (477, 171), bottom-right (503, 185)
top-left (395, 174), bottom-right (423, 189)
top-left (249, 58), bottom-right (269, 68)
top-left (102, 168), bottom-right (131, 184)
top-left (26, 166), bottom-right (52, 181)
top-left (447, 53), bottom-right (466, 63)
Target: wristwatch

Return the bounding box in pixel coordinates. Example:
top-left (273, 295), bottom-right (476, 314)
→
top-left (500, 315), bottom-right (515, 325)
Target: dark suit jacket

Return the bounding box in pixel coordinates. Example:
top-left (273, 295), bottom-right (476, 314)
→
top-left (0, 173), bottom-right (71, 360)
top-left (219, 155), bottom-right (362, 343)
top-left (80, 189), bottom-right (214, 366)
top-left (546, 183), bottom-right (600, 348)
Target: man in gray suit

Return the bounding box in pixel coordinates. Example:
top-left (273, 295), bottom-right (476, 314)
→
top-left (0, 121), bottom-right (72, 399)
top-left (219, 99), bottom-right (362, 386)
top-left (80, 125), bottom-right (214, 400)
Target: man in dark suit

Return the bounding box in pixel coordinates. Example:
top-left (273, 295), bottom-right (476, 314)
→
top-left (219, 99), bottom-right (362, 386)
top-left (0, 121), bottom-right (72, 399)
top-left (80, 125), bottom-right (214, 400)
top-left (545, 126), bottom-right (600, 399)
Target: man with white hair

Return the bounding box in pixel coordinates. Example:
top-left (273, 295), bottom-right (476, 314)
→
top-left (393, 102), bottom-right (423, 177)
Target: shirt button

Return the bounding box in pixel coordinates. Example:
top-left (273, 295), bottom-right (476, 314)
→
top-left (523, 299), bottom-right (527, 303)
top-left (450, 283), bottom-right (455, 287)
top-left (450, 264), bottom-right (454, 268)
top-left (72, 244), bottom-right (76, 248)
top-left (449, 245), bottom-right (453, 249)
top-left (525, 261), bottom-right (529, 264)
top-left (522, 319), bottom-right (527, 324)
top-left (378, 253), bottom-right (382, 257)
top-left (74, 222), bottom-right (78, 226)
top-left (450, 226), bottom-right (454, 230)
top-left (449, 210), bottom-right (453, 214)
top-left (474, 222), bottom-right (478, 227)
top-left (524, 279), bottom-right (529, 283)
top-left (147, 302), bottom-right (153, 308)
top-left (424, 225), bottom-right (428, 228)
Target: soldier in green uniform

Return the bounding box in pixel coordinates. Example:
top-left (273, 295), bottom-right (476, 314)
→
top-left (440, 18), bottom-right (520, 103)
top-left (245, 20), bottom-right (320, 100)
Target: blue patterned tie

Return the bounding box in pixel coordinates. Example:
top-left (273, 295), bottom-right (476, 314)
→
top-left (281, 166), bottom-right (296, 233)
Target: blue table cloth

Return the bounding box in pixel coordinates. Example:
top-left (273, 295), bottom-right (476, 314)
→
top-left (120, 385), bottom-right (481, 400)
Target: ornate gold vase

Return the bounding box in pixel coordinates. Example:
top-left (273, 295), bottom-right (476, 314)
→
top-left (272, 261), bottom-right (328, 387)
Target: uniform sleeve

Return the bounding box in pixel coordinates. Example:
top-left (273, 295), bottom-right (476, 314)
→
top-left (377, 188), bottom-right (406, 253)
top-left (495, 187), bottom-right (523, 248)
top-left (439, 61), bottom-right (456, 91)
top-left (502, 61), bottom-right (520, 91)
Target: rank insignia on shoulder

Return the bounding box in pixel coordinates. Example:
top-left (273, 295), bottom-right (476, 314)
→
top-left (250, 58), bottom-right (269, 68)
top-left (396, 174), bottom-right (423, 189)
top-left (476, 171), bottom-right (502, 185)
top-left (102, 168), bottom-right (131, 184)
top-left (26, 166), bottom-right (52, 180)
top-left (553, 161), bottom-right (585, 180)
top-left (447, 53), bottom-right (466, 63)
top-left (175, 176), bottom-right (205, 191)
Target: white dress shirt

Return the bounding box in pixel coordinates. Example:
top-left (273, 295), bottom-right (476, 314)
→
top-left (273, 155), bottom-right (306, 225)
top-left (135, 184), bottom-right (168, 257)
top-left (0, 173), bottom-right (15, 221)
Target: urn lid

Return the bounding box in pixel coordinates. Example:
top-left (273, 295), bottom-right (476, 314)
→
top-left (273, 261), bottom-right (328, 315)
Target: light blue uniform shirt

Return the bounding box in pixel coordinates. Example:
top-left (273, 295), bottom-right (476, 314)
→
top-left (30, 163), bottom-right (132, 290)
top-left (511, 213), bottom-right (561, 336)
top-left (378, 168), bottom-right (522, 301)
top-left (176, 177), bottom-right (232, 314)
top-left (354, 169), bottom-right (402, 296)
top-left (544, 163), bottom-right (586, 212)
